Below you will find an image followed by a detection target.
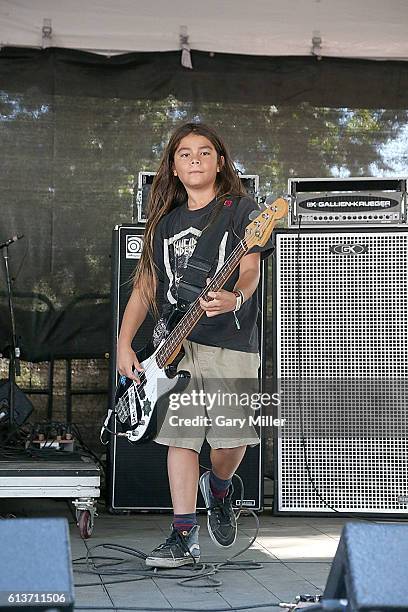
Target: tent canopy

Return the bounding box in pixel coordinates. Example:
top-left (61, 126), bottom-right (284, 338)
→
top-left (1, 0), bottom-right (408, 60)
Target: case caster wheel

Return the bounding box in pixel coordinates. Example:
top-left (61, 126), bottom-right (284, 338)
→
top-left (78, 509), bottom-right (93, 539)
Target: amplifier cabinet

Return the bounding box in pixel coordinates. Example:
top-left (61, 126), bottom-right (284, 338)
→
top-left (273, 227), bottom-right (408, 515)
top-left (107, 224), bottom-right (265, 511)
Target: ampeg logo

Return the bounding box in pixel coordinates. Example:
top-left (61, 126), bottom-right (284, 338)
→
top-left (398, 495), bottom-right (408, 504)
top-left (330, 243), bottom-right (368, 255)
top-left (126, 235), bottom-right (143, 259)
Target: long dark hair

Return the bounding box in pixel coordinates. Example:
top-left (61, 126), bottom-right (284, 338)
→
top-left (133, 122), bottom-right (246, 317)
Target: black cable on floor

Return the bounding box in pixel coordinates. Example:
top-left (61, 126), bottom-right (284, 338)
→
top-left (73, 471), bottom-right (263, 591)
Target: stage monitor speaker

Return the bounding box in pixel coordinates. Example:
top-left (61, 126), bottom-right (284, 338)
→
top-left (0, 380), bottom-right (34, 427)
top-left (0, 518), bottom-right (74, 611)
top-left (323, 522), bottom-right (408, 611)
top-left (107, 224), bottom-right (266, 511)
top-left (273, 227), bottom-right (408, 515)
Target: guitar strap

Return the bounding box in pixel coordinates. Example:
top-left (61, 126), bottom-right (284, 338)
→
top-left (176, 196), bottom-right (240, 312)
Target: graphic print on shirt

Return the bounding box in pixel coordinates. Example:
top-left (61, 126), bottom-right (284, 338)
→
top-left (163, 227), bottom-right (229, 304)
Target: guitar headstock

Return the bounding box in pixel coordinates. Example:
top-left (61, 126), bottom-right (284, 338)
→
top-left (244, 197), bottom-right (288, 247)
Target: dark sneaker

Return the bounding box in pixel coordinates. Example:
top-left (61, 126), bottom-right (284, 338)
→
top-left (199, 471), bottom-right (237, 548)
top-left (145, 524), bottom-right (200, 568)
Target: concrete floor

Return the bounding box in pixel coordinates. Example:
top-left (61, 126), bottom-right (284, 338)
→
top-left (0, 496), bottom-right (346, 612)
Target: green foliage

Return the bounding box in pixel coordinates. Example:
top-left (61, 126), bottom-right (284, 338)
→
top-left (1, 91), bottom-right (407, 306)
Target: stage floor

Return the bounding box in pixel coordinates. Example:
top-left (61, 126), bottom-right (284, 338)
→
top-left (0, 496), bottom-right (348, 612)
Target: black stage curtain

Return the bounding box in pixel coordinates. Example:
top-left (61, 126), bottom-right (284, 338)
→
top-left (3, 47), bottom-right (408, 108)
top-left (1, 47), bottom-right (408, 361)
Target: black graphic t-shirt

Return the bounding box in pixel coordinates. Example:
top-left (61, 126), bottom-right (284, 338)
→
top-left (152, 196), bottom-right (274, 353)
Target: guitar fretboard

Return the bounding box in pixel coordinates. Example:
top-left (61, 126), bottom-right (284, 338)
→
top-left (155, 238), bottom-right (248, 368)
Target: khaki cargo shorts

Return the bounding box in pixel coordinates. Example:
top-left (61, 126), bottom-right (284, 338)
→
top-left (154, 340), bottom-right (261, 453)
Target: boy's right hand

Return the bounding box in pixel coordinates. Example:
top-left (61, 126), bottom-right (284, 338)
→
top-left (117, 344), bottom-right (144, 383)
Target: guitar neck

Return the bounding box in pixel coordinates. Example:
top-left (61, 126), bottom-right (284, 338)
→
top-left (156, 238), bottom-right (248, 367)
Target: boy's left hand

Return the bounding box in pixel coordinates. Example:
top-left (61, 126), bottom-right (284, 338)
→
top-left (199, 284), bottom-right (237, 317)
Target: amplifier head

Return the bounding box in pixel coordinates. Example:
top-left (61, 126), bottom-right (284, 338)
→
top-left (288, 177), bottom-right (407, 228)
top-left (134, 172), bottom-right (260, 223)
top-left (134, 172), bottom-right (156, 223)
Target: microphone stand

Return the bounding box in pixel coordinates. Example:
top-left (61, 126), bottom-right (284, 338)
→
top-left (1, 236), bottom-right (24, 429)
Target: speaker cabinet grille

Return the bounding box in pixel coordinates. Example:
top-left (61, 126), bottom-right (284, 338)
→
top-left (274, 229), bottom-right (408, 514)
